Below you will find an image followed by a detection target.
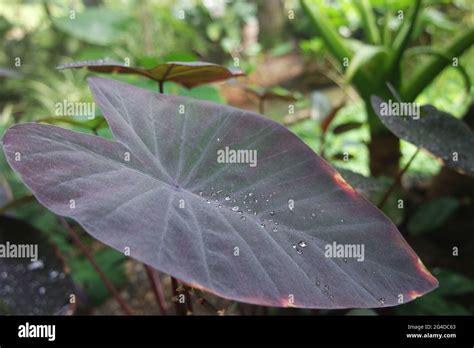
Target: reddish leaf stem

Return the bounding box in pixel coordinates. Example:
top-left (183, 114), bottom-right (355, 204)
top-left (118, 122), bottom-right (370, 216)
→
top-left (378, 149), bottom-right (419, 209)
top-left (170, 276), bottom-right (187, 315)
top-left (59, 217), bottom-right (133, 315)
top-left (144, 265), bottom-right (168, 315)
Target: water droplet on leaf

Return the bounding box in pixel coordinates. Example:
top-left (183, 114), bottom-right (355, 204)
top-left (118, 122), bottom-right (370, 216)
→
top-left (27, 260), bottom-right (44, 271)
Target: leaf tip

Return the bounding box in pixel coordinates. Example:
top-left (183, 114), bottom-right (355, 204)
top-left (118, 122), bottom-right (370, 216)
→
top-left (416, 257), bottom-right (439, 287)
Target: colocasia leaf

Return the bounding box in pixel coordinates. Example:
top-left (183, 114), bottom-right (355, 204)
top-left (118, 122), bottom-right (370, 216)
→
top-left (3, 77), bottom-right (437, 308)
top-left (57, 60), bottom-right (244, 89)
top-left (371, 96), bottom-right (474, 176)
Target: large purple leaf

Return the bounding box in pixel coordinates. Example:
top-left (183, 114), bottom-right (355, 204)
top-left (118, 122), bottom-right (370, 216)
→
top-left (57, 60), bottom-right (244, 89)
top-left (3, 77), bottom-right (437, 308)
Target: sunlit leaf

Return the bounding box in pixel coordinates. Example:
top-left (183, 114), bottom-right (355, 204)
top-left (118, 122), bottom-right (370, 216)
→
top-left (3, 77), bottom-right (438, 308)
top-left (344, 43), bottom-right (389, 83)
top-left (52, 8), bottom-right (131, 46)
top-left (37, 116), bottom-right (107, 132)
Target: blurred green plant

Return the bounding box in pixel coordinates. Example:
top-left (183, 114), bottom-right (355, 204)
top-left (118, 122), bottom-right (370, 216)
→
top-left (301, 0), bottom-right (474, 176)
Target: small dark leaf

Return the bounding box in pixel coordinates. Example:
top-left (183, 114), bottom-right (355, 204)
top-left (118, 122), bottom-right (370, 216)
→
top-left (3, 77), bottom-right (438, 308)
top-left (0, 216), bottom-right (75, 315)
top-left (244, 86), bottom-right (298, 102)
top-left (332, 122), bottom-right (363, 135)
top-left (58, 60), bottom-right (244, 89)
top-left (371, 96), bottom-right (474, 176)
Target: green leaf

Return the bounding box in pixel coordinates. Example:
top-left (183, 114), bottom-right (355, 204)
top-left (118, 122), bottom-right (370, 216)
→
top-left (346, 308), bottom-right (378, 316)
top-left (408, 197), bottom-right (460, 236)
top-left (69, 248), bottom-right (127, 305)
top-left (434, 269), bottom-right (474, 296)
top-left (389, 0), bottom-right (422, 76)
top-left (344, 43), bottom-right (389, 84)
top-left (300, 0), bottom-right (353, 66)
top-left (165, 82), bottom-right (224, 103)
top-left (354, 0), bottom-right (380, 44)
top-left (405, 46), bottom-right (471, 94)
top-left (402, 27), bottom-right (474, 101)
top-left (396, 292), bottom-right (470, 315)
top-left (53, 8), bottom-right (131, 46)
top-left (37, 116), bottom-right (107, 132)
top-left (421, 8), bottom-right (457, 32)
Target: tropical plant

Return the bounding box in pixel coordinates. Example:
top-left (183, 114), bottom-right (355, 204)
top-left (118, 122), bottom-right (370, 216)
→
top-left (3, 76), bottom-right (438, 309)
top-left (301, 0), bottom-right (474, 176)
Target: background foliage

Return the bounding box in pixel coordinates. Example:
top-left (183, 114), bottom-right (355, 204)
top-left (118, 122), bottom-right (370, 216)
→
top-left (0, 0), bottom-right (473, 315)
